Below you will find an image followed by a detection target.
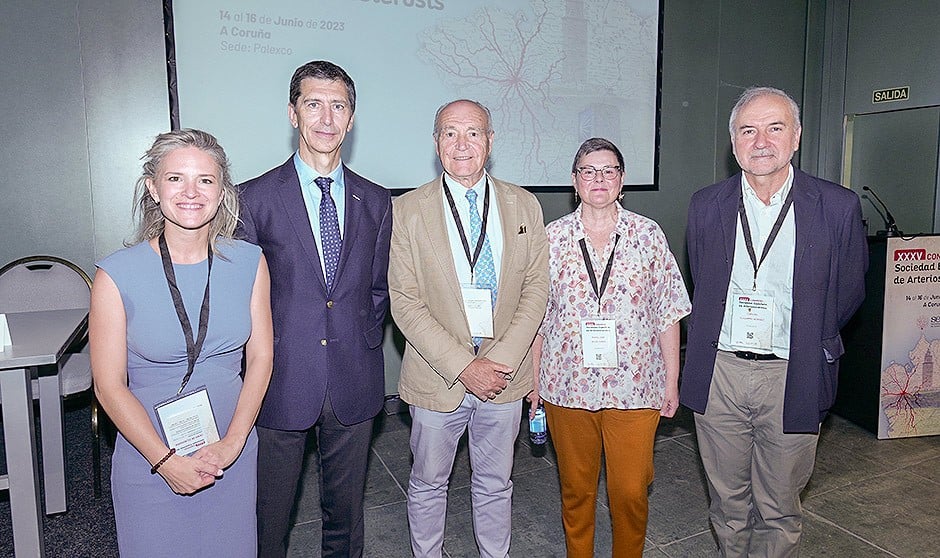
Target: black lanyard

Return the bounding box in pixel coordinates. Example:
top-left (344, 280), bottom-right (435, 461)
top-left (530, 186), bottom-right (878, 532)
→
top-left (579, 234), bottom-right (620, 313)
top-left (738, 185), bottom-right (794, 290)
top-left (158, 233), bottom-right (213, 395)
top-left (442, 176), bottom-right (490, 280)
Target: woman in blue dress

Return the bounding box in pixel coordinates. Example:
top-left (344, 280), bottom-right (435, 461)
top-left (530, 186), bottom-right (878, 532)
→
top-left (91, 129), bottom-right (273, 557)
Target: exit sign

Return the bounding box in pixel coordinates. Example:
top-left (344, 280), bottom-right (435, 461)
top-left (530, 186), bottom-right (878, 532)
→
top-left (872, 86), bottom-right (910, 104)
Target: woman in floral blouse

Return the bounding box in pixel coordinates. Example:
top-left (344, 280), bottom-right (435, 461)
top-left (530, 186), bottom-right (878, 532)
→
top-left (529, 138), bottom-right (691, 557)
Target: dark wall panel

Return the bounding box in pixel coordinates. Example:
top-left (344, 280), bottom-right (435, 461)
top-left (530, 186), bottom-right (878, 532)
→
top-left (0, 0), bottom-right (96, 269)
top-left (845, 0), bottom-right (940, 115)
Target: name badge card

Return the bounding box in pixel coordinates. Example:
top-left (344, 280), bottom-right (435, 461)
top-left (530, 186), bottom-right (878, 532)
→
top-left (581, 319), bottom-right (618, 368)
top-left (729, 290), bottom-right (774, 349)
top-left (461, 285), bottom-right (494, 338)
top-left (154, 386), bottom-right (220, 456)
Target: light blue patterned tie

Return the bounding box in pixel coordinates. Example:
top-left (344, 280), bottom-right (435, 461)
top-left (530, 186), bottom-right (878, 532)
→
top-left (466, 188), bottom-right (498, 347)
top-left (314, 176), bottom-right (341, 291)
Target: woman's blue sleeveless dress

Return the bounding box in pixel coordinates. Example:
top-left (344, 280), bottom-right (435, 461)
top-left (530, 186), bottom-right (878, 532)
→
top-left (97, 239), bottom-right (261, 557)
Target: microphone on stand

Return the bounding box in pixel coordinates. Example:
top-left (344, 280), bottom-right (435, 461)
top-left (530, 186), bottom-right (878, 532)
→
top-left (862, 186), bottom-right (902, 237)
top-left (861, 194), bottom-right (888, 234)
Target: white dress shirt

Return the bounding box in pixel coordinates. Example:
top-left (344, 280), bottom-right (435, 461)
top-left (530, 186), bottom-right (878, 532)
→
top-left (718, 166), bottom-right (796, 358)
top-left (440, 171), bottom-right (504, 288)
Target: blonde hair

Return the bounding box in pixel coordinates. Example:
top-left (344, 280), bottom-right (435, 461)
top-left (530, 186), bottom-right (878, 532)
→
top-left (131, 129), bottom-right (239, 253)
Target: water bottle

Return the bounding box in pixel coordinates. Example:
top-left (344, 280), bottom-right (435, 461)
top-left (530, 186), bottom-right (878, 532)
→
top-left (529, 404), bottom-right (547, 445)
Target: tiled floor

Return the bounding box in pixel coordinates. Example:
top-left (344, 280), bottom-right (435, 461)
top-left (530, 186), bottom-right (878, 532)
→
top-left (286, 403), bottom-right (940, 557)
top-left (1, 400), bottom-right (937, 556)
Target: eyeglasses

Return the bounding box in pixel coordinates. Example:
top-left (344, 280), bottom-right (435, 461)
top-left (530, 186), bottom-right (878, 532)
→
top-left (575, 166), bottom-right (622, 181)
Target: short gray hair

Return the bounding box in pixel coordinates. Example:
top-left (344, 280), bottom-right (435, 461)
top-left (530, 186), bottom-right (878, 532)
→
top-left (571, 138), bottom-right (624, 173)
top-left (432, 99), bottom-right (494, 139)
top-left (728, 87), bottom-right (801, 137)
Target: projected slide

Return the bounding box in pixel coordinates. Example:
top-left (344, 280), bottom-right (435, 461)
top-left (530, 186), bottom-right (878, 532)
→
top-left (170, 0), bottom-right (660, 189)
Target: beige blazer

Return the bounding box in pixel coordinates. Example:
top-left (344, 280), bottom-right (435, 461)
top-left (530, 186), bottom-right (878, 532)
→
top-left (390, 175), bottom-right (549, 412)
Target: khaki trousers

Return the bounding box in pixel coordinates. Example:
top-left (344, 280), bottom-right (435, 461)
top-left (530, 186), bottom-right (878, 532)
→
top-left (545, 402), bottom-right (660, 558)
top-left (694, 351), bottom-right (819, 558)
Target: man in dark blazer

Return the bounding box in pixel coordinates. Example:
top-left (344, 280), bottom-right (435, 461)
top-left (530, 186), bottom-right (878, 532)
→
top-left (681, 87), bottom-right (866, 557)
top-left (237, 60), bottom-right (392, 558)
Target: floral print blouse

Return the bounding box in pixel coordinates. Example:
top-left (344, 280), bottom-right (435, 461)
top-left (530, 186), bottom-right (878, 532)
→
top-left (538, 205), bottom-right (691, 411)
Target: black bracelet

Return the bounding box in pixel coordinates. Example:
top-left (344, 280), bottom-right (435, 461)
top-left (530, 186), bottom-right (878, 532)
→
top-left (150, 448), bottom-right (176, 475)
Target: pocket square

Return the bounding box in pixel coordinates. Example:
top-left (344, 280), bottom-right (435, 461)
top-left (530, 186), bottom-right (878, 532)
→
top-left (518, 224), bottom-right (527, 234)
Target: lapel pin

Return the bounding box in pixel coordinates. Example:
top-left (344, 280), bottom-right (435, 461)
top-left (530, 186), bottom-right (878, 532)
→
top-left (352, 193), bottom-right (361, 201)
top-left (519, 224), bottom-right (527, 234)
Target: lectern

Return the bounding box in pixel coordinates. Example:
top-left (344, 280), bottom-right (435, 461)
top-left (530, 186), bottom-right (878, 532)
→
top-left (836, 235), bottom-right (940, 438)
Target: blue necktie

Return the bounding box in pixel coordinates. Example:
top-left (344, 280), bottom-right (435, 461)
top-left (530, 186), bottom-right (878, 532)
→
top-left (314, 176), bottom-right (341, 291)
top-left (466, 188), bottom-right (498, 347)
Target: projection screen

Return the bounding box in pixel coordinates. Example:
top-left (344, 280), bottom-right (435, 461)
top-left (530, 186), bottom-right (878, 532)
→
top-left (167, 0), bottom-right (662, 190)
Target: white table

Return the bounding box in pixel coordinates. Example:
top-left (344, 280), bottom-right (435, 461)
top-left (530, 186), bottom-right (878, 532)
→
top-left (0, 308), bottom-right (88, 557)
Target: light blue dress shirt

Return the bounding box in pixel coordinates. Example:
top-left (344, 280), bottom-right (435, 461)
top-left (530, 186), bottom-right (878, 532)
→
top-left (294, 152), bottom-right (346, 279)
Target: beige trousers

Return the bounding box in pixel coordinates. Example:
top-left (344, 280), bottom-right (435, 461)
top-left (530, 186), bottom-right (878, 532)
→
top-left (694, 351), bottom-right (819, 558)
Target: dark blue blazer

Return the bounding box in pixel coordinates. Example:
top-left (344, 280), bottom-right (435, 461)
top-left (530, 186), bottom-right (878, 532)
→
top-left (680, 169), bottom-right (867, 433)
top-left (237, 158), bottom-right (392, 430)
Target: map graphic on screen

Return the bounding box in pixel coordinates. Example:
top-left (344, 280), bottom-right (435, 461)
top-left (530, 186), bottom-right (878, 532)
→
top-left (170, 0), bottom-right (660, 189)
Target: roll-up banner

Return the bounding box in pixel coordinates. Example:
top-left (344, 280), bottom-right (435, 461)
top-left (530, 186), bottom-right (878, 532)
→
top-left (879, 236), bottom-right (940, 438)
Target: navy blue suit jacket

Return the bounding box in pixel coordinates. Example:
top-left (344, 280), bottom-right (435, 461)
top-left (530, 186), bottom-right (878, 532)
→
top-left (237, 158), bottom-right (392, 430)
top-left (680, 169), bottom-right (867, 433)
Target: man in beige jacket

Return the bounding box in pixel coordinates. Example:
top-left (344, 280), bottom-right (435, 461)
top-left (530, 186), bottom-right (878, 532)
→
top-left (389, 99), bottom-right (548, 557)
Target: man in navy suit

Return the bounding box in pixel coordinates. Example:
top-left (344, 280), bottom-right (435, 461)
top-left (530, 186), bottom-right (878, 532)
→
top-left (238, 60), bottom-right (392, 558)
top-left (681, 87), bottom-right (866, 557)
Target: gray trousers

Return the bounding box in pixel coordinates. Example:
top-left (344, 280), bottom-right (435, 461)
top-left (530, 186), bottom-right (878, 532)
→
top-left (694, 351), bottom-right (819, 558)
top-left (407, 394), bottom-right (522, 558)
